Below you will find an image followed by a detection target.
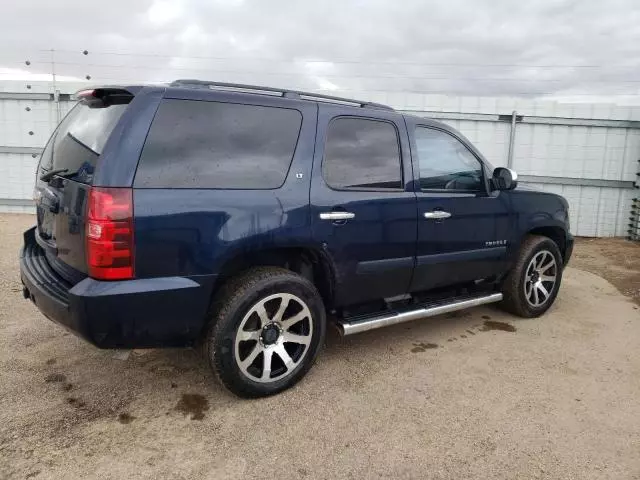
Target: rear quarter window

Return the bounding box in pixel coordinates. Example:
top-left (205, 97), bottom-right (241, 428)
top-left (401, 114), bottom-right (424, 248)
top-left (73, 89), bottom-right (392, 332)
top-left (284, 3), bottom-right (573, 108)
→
top-left (134, 99), bottom-right (303, 189)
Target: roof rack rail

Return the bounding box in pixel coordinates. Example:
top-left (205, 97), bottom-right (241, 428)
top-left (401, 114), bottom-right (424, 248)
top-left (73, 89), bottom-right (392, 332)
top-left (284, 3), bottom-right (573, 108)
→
top-left (169, 79), bottom-right (394, 111)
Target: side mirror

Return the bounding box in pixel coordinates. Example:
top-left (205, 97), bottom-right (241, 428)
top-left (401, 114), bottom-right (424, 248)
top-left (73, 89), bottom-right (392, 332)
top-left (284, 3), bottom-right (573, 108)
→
top-left (492, 167), bottom-right (518, 191)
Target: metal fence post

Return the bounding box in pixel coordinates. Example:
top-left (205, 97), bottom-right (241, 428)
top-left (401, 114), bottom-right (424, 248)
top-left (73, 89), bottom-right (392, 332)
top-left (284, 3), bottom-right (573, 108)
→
top-left (630, 198), bottom-right (639, 241)
top-left (630, 159), bottom-right (640, 241)
top-left (507, 110), bottom-right (517, 168)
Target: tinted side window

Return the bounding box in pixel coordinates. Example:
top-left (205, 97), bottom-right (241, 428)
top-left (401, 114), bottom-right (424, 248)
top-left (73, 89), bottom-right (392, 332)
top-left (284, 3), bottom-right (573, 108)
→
top-left (323, 117), bottom-right (402, 190)
top-left (415, 127), bottom-right (483, 191)
top-left (135, 99), bottom-right (302, 189)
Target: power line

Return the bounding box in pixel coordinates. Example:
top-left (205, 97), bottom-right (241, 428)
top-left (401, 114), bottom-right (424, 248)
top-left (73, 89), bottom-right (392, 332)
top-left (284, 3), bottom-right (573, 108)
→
top-left (34, 48), bottom-right (640, 70)
top-left (54, 74), bottom-right (640, 97)
top-left (18, 60), bottom-right (640, 85)
top-left (3, 48), bottom-right (639, 76)
top-left (6, 49), bottom-right (638, 98)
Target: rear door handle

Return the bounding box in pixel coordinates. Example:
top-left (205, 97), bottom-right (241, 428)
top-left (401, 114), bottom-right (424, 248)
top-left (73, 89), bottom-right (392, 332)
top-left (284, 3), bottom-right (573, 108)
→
top-left (319, 212), bottom-right (355, 221)
top-left (423, 211), bottom-right (451, 220)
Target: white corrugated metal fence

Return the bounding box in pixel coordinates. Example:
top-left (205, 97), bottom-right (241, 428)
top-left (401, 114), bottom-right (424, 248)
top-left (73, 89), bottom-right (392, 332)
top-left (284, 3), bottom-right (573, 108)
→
top-left (1, 81), bottom-right (639, 236)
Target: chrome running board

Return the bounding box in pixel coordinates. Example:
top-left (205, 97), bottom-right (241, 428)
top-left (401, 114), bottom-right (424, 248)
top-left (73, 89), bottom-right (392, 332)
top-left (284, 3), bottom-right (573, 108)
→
top-left (338, 293), bottom-right (503, 336)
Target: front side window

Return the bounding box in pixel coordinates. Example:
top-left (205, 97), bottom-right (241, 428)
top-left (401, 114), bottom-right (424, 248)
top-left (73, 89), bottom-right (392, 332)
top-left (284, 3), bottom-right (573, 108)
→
top-left (323, 117), bottom-right (402, 190)
top-left (414, 127), bottom-right (484, 191)
top-left (135, 99), bottom-right (302, 189)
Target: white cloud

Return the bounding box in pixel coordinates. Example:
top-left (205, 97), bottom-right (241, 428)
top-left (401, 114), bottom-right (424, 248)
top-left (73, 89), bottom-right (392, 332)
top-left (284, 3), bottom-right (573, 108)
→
top-left (0, 67), bottom-right (85, 82)
top-left (1, 0), bottom-right (640, 103)
top-left (178, 24), bottom-right (205, 44)
top-left (302, 61), bottom-right (340, 91)
top-left (312, 77), bottom-right (339, 91)
top-left (147, 1), bottom-right (184, 26)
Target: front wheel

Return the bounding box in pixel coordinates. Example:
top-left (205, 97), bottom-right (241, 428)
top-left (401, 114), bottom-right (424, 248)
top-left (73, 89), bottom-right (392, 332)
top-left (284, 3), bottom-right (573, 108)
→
top-left (500, 235), bottom-right (564, 317)
top-left (205, 267), bottom-right (326, 398)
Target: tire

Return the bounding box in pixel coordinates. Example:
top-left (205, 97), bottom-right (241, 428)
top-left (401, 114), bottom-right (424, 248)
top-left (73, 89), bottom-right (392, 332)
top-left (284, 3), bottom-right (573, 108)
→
top-left (205, 267), bottom-right (326, 398)
top-left (500, 235), bottom-right (564, 318)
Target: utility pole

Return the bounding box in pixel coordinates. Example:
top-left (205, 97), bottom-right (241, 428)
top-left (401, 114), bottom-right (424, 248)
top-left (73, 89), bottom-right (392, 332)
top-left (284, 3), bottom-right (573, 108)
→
top-left (50, 48), bottom-right (61, 122)
top-left (507, 110), bottom-right (517, 168)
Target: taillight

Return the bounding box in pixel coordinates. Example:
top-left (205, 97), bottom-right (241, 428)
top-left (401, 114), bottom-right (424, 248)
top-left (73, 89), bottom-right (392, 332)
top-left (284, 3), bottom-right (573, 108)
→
top-left (86, 187), bottom-right (134, 280)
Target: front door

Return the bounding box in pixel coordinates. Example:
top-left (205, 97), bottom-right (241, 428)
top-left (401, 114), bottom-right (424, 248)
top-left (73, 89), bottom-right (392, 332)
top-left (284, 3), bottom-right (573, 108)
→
top-left (407, 122), bottom-right (512, 293)
top-left (310, 106), bottom-right (417, 307)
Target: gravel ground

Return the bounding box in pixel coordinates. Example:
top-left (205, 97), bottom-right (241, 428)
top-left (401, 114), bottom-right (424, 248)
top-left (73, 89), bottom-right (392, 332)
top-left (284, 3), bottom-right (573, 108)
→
top-left (1, 214), bottom-right (639, 480)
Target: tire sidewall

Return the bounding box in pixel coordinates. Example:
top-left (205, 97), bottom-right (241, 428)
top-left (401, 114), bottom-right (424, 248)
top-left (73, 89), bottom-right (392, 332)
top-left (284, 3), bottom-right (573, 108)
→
top-left (209, 274), bottom-right (325, 397)
top-left (516, 238), bottom-right (563, 317)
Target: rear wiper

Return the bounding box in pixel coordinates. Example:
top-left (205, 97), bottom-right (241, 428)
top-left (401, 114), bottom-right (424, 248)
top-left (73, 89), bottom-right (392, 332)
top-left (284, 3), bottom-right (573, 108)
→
top-left (40, 168), bottom-right (69, 182)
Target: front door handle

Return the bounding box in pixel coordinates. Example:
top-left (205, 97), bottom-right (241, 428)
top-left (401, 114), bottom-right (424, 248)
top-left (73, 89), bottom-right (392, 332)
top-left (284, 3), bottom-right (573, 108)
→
top-left (423, 211), bottom-right (451, 220)
top-left (319, 212), bottom-right (355, 221)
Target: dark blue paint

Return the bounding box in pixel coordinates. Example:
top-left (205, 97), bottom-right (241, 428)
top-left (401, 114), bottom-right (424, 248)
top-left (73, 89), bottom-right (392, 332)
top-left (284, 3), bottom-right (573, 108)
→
top-left (403, 115), bottom-right (514, 291)
top-left (133, 188), bottom-right (313, 278)
top-left (21, 226), bottom-right (211, 347)
top-left (310, 104), bottom-right (418, 306)
top-left (132, 95), bottom-right (318, 280)
top-left (20, 83), bottom-right (573, 349)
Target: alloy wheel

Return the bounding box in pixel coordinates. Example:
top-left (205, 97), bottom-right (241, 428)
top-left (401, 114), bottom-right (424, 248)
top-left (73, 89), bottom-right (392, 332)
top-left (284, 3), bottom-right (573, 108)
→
top-left (234, 293), bottom-right (314, 383)
top-left (524, 250), bottom-right (558, 307)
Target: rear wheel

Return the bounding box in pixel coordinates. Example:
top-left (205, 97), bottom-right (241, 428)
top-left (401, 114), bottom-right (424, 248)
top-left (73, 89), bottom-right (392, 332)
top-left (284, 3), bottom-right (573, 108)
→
top-left (500, 235), bottom-right (563, 317)
top-left (205, 267), bottom-right (325, 398)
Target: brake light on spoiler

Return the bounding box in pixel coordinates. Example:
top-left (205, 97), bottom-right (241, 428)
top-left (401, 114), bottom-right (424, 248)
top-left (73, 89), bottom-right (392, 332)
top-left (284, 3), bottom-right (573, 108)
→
top-left (76, 89), bottom-right (95, 98)
top-left (86, 187), bottom-right (134, 280)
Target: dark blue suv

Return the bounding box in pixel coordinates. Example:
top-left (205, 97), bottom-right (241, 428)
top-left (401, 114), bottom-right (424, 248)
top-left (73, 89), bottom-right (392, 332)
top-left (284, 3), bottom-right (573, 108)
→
top-left (21, 80), bottom-right (573, 397)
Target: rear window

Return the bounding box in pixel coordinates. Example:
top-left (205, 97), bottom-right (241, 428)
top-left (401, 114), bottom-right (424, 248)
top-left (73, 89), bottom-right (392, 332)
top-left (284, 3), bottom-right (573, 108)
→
top-left (134, 99), bottom-right (302, 189)
top-left (39, 102), bottom-right (128, 184)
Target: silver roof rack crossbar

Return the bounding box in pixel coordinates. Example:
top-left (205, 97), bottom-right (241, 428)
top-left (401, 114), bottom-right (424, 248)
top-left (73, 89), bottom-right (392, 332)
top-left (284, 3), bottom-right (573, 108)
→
top-left (169, 79), bottom-right (394, 111)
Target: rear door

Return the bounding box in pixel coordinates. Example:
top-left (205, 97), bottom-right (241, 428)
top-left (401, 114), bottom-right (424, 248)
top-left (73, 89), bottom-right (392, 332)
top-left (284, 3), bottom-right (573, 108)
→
top-left (34, 91), bottom-right (132, 281)
top-left (131, 93), bottom-right (317, 280)
top-left (406, 119), bottom-right (512, 292)
top-left (310, 105), bottom-right (417, 307)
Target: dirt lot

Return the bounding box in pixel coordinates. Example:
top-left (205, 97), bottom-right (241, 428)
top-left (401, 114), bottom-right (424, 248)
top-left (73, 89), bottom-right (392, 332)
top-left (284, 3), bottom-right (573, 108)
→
top-left (571, 237), bottom-right (640, 306)
top-left (1, 214), bottom-right (639, 480)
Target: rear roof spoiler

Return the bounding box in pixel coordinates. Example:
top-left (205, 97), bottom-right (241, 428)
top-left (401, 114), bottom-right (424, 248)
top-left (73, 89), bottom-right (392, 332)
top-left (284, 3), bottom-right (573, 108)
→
top-left (73, 85), bottom-right (144, 100)
top-left (74, 86), bottom-right (142, 107)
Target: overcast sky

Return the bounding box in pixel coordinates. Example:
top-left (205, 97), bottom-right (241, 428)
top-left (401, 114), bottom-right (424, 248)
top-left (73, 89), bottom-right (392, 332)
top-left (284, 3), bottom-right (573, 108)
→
top-left (1, 0), bottom-right (639, 102)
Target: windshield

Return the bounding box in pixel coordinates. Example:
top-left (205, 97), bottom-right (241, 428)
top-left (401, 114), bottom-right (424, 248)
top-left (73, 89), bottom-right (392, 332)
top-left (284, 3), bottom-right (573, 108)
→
top-left (39, 102), bottom-right (128, 184)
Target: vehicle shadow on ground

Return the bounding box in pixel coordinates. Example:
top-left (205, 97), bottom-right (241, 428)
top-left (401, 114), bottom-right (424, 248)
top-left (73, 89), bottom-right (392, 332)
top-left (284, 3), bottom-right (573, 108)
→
top-left (24, 302), bottom-right (523, 431)
top-left (81, 303), bottom-right (511, 403)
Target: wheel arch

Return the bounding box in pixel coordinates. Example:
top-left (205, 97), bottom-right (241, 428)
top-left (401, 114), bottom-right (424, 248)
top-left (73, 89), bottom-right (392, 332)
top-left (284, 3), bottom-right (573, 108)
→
top-left (214, 245), bottom-right (337, 309)
top-left (526, 225), bottom-right (567, 261)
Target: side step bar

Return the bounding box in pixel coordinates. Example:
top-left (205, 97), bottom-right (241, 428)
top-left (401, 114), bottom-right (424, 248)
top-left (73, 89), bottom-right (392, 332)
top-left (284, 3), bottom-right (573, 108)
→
top-left (338, 293), bottom-right (503, 336)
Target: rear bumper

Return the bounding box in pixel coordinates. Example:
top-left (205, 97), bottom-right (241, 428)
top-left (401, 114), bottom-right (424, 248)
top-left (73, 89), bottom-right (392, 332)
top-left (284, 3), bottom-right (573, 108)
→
top-left (20, 227), bottom-right (214, 348)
